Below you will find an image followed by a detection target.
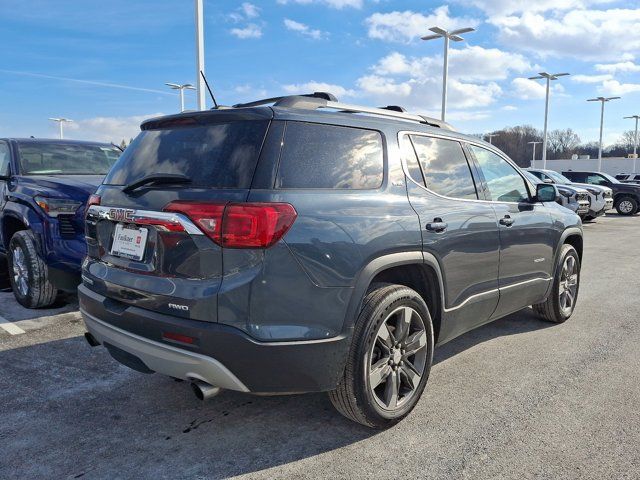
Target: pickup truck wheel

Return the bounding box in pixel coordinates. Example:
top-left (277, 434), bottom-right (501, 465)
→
top-left (329, 284), bottom-right (434, 428)
top-left (8, 230), bottom-right (57, 308)
top-left (615, 196), bottom-right (638, 215)
top-left (532, 244), bottom-right (580, 324)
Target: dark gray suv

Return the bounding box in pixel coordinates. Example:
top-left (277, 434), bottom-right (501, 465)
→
top-left (80, 93), bottom-right (583, 428)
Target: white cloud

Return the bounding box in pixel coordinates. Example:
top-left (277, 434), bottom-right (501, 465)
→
top-left (241, 2), bottom-right (260, 18)
top-left (230, 24), bottom-right (262, 39)
top-left (460, 0), bottom-right (612, 16)
top-left (276, 0), bottom-right (363, 9)
top-left (502, 105), bottom-right (518, 111)
top-left (595, 61), bottom-right (640, 74)
top-left (366, 6), bottom-right (480, 43)
top-left (283, 19), bottom-right (326, 39)
top-left (600, 80), bottom-right (640, 96)
top-left (372, 47), bottom-right (531, 82)
top-left (356, 75), bottom-right (413, 97)
top-left (68, 113), bottom-right (163, 143)
top-left (283, 81), bottom-right (355, 97)
top-left (511, 77), bottom-right (565, 100)
top-left (572, 74), bottom-right (613, 83)
top-left (492, 8), bottom-right (640, 60)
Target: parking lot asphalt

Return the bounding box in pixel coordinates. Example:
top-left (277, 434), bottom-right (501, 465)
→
top-left (1, 214), bottom-right (639, 480)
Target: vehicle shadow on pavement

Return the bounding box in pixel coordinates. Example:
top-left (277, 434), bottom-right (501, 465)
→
top-left (434, 307), bottom-right (555, 366)
top-left (0, 307), bottom-right (553, 479)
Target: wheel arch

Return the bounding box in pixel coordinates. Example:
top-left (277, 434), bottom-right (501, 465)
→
top-left (344, 252), bottom-right (445, 343)
top-left (2, 212), bottom-right (28, 250)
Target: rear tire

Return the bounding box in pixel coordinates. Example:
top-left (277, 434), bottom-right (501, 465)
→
top-left (329, 284), bottom-right (434, 428)
top-left (7, 230), bottom-right (58, 308)
top-left (615, 196), bottom-right (638, 215)
top-left (532, 244), bottom-right (580, 324)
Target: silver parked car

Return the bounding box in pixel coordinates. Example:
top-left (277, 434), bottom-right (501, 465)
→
top-left (524, 171), bottom-right (589, 218)
top-left (527, 168), bottom-right (613, 220)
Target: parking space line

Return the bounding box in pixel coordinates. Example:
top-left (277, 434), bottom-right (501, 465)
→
top-left (0, 314), bottom-right (26, 335)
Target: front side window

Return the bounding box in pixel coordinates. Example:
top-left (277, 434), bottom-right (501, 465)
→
top-left (409, 135), bottom-right (477, 200)
top-left (0, 142), bottom-right (9, 176)
top-left (586, 174), bottom-right (609, 186)
top-left (470, 145), bottom-right (529, 203)
top-left (276, 122), bottom-right (383, 189)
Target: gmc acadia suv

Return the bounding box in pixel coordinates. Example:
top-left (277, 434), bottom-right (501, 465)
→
top-left (81, 93), bottom-right (583, 428)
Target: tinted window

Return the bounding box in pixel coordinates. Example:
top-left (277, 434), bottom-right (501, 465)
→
top-left (104, 121), bottom-right (269, 188)
top-left (563, 172), bottom-right (586, 182)
top-left (409, 136), bottom-right (477, 199)
top-left (400, 136), bottom-right (424, 186)
top-left (0, 142), bottom-right (9, 176)
top-left (276, 122), bottom-right (383, 189)
top-left (586, 174), bottom-right (609, 186)
top-left (470, 145), bottom-right (529, 203)
top-left (17, 142), bottom-right (120, 175)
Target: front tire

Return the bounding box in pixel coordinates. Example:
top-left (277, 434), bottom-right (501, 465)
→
top-left (615, 196), bottom-right (638, 215)
top-left (329, 284), bottom-right (434, 428)
top-left (7, 230), bottom-right (57, 308)
top-left (532, 244), bottom-right (580, 324)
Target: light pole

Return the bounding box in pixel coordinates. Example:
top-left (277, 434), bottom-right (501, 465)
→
top-left (487, 133), bottom-right (499, 144)
top-left (421, 26), bottom-right (475, 122)
top-left (624, 115), bottom-right (639, 172)
top-left (587, 96), bottom-right (621, 171)
top-left (195, 0), bottom-right (206, 110)
top-left (165, 83), bottom-right (196, 112)
top-left (528, 72), bottom-right (570, 169)
top-left (48, 118), bottom-right (73, 139)
top-left (528, 141), bottom-right (542, 168)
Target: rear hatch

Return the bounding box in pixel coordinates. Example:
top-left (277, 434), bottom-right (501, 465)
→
top-left (84, 109), bottom-right (272, 321)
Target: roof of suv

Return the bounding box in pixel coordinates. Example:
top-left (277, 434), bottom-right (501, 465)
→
top-left (140, 92), bottom-right (494, 148)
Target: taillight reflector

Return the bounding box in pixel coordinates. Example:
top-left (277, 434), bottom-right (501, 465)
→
top-left (163, 201), bottom-right (297, 249)
top-left (162, 331), bottom-right (195, 344)
top-left (85, 194), bottom-right (101, 217)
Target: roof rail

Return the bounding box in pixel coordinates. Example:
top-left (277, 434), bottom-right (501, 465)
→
top-left (233, 93), bottom-right (455, 130)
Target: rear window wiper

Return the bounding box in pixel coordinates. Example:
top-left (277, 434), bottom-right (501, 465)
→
top-left (122, 173), bottom-right (192, 193)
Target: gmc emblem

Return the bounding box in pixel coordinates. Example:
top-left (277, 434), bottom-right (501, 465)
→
top-left (107, 208), bottom-right (135, 222)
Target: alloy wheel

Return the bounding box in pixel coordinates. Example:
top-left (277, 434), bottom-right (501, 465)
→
top-left (367, 306), bottom-right (428, 411)
top-left (12, 246), bottom-right (29, 296)
top-left (619, 200), bottom-right (634, 214)
top-left (559, 255), bottom-right (578, 316)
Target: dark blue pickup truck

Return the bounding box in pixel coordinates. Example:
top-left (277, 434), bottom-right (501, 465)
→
top-left (0, 138), bottom-right (120, 307)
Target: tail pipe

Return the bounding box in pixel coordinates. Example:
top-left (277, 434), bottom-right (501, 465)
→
top-left (190, 380), bottom-right (221, 401)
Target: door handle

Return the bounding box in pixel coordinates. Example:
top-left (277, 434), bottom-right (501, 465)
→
top-left (499, 215), bottom-right (514, 227)
top-left (426, 218), bottom-right (448, 233)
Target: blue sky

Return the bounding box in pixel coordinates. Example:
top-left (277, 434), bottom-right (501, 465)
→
top-left (1, 0), bottom-right (639, 150)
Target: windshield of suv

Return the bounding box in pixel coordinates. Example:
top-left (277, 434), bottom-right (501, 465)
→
top-left (18, 142), bottom-right (121, 175)
top-left (544, 170), bottom-right (572, 185)
top-left (103, 121), bottom-right (269, 188)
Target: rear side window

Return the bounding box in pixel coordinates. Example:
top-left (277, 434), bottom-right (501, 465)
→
top-left (104, 121), bottom-right (269, 188)
top-left (409, 135), bottom-right (478, 200)
top-left (0, 142), bottom-right (9, 176)
top-left (276, 122), bottom-right (383, 189)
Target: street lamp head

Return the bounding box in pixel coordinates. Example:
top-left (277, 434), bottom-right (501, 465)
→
top-left (587, 96), bottom-right (621, 102)
top-left (421, 25), bottom-right (474, 41)
top-left (48, 117), bottom-right (73, 123)
top-left (530, 72), bottom-right (570, 81)
top-left (624, 115), bottom-right (640, 119)
top-left (183, 84), bottom-right (196, 90)
top-left (165, 83), bottom-right (181, 89)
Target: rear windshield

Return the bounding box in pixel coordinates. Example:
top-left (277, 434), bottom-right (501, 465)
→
top-left (18, 142), bottom-right (121, 175)
top-left (103, 121), bottom-right (269, 188)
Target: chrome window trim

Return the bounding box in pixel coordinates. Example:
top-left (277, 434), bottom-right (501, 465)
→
top-left (397, 130), bottom-right (538, 206)
top-left (87, 205), bottom-right (204, 235)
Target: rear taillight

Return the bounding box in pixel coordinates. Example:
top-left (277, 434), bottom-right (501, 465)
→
top-left (85, 194), bottom-right (101, 217)
top-left (163, 201), bottom-right (297, 249)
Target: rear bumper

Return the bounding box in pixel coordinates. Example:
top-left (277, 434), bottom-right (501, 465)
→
top-left (79, 284), bottom-right (350, 393)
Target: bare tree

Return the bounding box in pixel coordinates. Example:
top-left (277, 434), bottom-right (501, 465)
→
top-left (547, 129), bottom-right (581, 159)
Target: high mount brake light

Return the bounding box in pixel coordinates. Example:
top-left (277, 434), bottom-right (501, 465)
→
top-left (163, 201), bottom-right (297, 248)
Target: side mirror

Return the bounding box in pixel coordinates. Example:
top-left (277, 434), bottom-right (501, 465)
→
top-left (543, 178), bottom-right (553, 184)
top-left (536, 183), bottom-right (557, 203)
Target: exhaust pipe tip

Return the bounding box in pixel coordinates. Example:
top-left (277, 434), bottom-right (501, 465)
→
top-left (190, 380), bottom-right (221, 401)
top-left (84, 332), bottom-right (100, 347)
